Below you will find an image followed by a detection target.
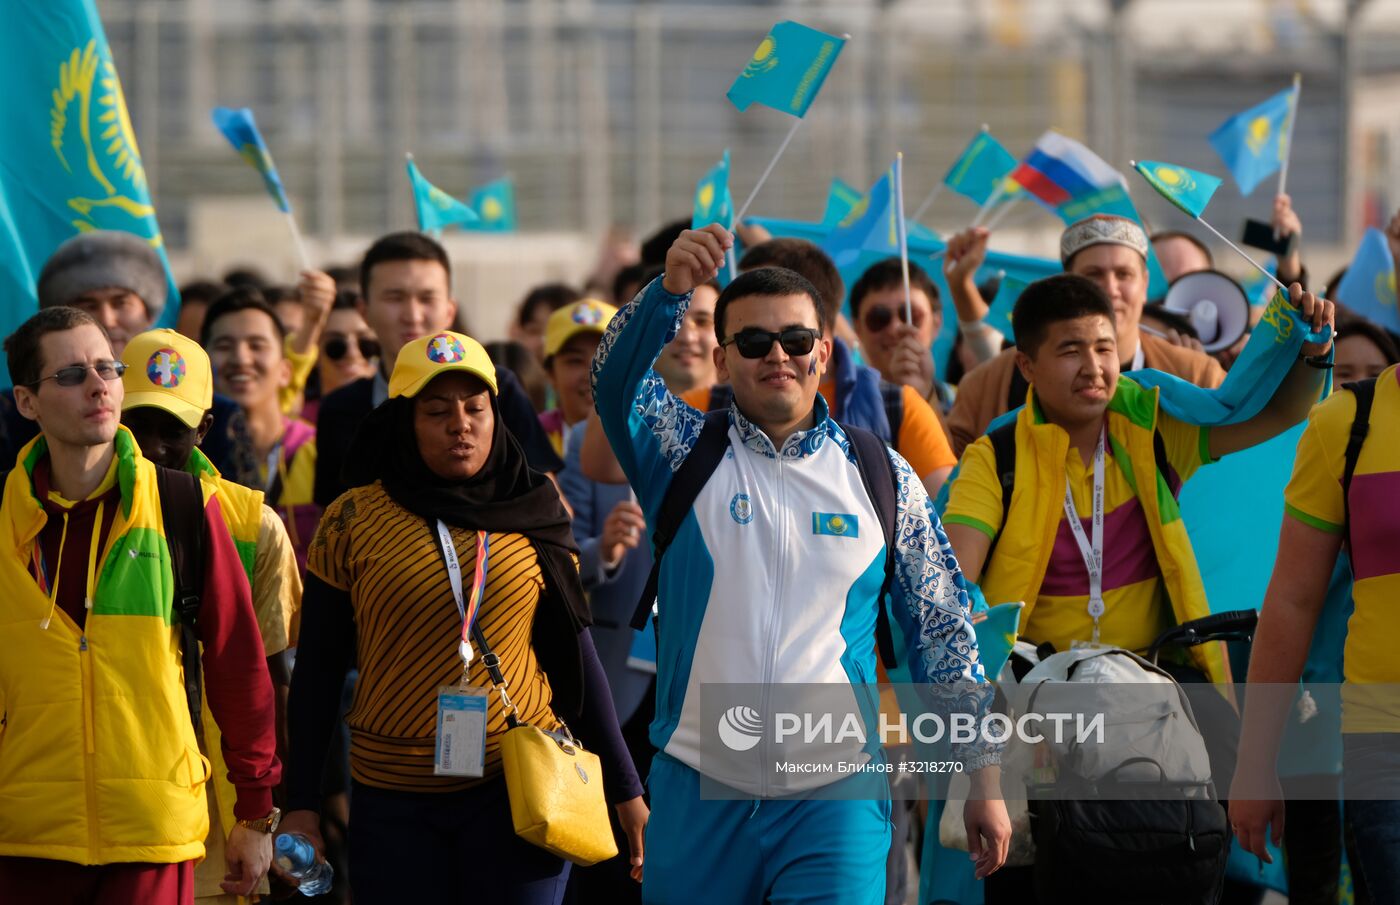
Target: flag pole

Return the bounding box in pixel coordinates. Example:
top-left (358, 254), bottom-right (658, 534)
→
top-left (894, 153), bottom-right (913, 325)
top-left (1195, 216), bottom-right (1289, 294)
top-left (285, 212), bottom-right (311, 272)
top-left (970, 181), bottom-right (1006, 228)
top-left (1276, 72), bottom-right (1302, 200)
top-left (733, 117), bottom-right (804, 224)
top-left (984, 194), bottom-right (1023, 231)
top-left (911, 184), bottom-right (944, 223)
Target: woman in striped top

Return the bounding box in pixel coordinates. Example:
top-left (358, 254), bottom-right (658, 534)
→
top-left (281, 331), bottom-right (645, 904)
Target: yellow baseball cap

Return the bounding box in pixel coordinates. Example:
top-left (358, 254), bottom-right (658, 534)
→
top-left (119, 329), bottom-right (213, 429)
top-left (389, 331), bottom-right (499, 399)
top-left (543, 299), bottom-right (618, 360)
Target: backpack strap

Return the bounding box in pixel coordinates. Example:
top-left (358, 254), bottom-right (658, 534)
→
top-left (986, 420), bottom-right (1018, 564)
top-left (630, 409), bottom-right (731, 630)
top-left (878, 381), bottom-right (905, 451)
top-left (706, 384), bottom-right (734, 413)
top-left (842, 424), bottom-right (901, 670)
top-left (155, 465), bottom-right (207, 732)
top-left (1341, 378), bottom-right (1377, 551)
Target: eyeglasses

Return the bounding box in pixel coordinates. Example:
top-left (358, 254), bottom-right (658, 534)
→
top-left (862, 304), bottom-right (922, 334)
top-left (721, 327), bottom-right (821, 360)
top-left (323, 335), bottom-right (381, 362)
top-left (33, 361), bottom-right (127, 388)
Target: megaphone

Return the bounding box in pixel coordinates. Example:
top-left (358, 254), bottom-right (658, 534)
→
top-left (1161, 270), bottom-right (1251, 354)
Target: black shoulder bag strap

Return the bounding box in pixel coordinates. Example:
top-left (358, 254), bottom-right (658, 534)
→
top-left (878, 381), bottom-right (905, 450)
top-left (986, 420), bottom-right (1018, 564)
top-left (156, 465), bottom-right (207, 732)
top-left (842, 423), bottom-right (900, 670)
top-left (630, 409), bottom-right (732, 630)
top-left (1342, 378), bottom-right (1377, 551)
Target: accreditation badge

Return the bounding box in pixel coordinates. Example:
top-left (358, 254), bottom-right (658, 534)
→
top-left (434, 685), bottom-right (488, 777)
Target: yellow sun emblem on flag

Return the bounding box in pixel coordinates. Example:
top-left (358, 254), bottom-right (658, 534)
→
top-left (742, 36), bottom-right (780, 78)
top-left (697, 182), bottom-right (715, 212)
top-left (1378, 270), bottom-right (1398, 308)
top-left (1152, 165), bottom-right (1196, 193)
top-left (1246, 116), bottom-right (1273, 156)
top-left (481, 196), bottom-right (504, 222)
top-left (48, 40), bottom-right (159, 242)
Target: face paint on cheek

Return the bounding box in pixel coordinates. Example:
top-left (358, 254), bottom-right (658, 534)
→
top-left (808, 357), bottom-right (817, 375)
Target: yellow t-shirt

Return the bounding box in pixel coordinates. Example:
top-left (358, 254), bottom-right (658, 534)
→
top-left (817, 381), bottom-right (957, 479)
top-left (945, 412), bottom-right (1210, 655)
top-left (280, 340), bottom-right (318, 415)
top-left (1283, 365), bottom-right (1400, 732)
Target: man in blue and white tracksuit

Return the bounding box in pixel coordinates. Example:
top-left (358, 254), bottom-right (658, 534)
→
top-left (592, 225), bottom-right (1009, 904)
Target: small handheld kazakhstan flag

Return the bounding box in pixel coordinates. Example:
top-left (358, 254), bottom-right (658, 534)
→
top-left (468, 178), bottom-right (517, 232)
top-left (821, 164), bottom-right (898, 270)
top-left (726, 21), bottom-right (846, 118)
top-left (211, 107), bottom-right (291, 213)
top-left (1209, 86), bottom-right (1296, 196)
top-left (1333, 228), bottom-right (1398, 331)
top-left (821, 178), bottom-right (863, 227)
top-left (1133, 160), bottom-right (1222, 220)
top-left (692, 150), bottom-right (734, 230)
top-left (405, 156), bottom-right (480, 233)
top-left (0, 0), bottom-right (176, 346)
top-left (943, 130), bottom-right (1018, 207)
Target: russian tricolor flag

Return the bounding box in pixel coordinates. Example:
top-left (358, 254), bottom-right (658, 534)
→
top-left (1010, 131), bottom-right (1125, 207)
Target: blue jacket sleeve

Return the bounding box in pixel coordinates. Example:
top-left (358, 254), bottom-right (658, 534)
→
top-left (560, 423), bottom-right (612, 591)
top-left (885, 448), bottom-right (1001, 772)
top-left (590, 276), bottom-right (706, 522)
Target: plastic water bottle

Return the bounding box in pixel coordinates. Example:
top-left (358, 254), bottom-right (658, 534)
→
top-left (274, 833), bottom-right (333, 896)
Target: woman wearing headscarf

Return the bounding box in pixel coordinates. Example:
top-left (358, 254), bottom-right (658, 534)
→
top-left (280, 331), bottom-right (646, 903)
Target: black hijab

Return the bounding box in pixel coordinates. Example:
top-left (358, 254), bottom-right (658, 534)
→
top-left (343, 389), bottom-right (590, 630)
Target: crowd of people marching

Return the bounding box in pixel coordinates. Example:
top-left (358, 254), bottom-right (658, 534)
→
top-left (1, 192), bottom-right (1399, 905)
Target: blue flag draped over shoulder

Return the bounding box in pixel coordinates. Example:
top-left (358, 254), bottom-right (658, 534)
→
top-left (726, 21), bottom-right (846, 118)
top-left (0, 0), bottom-right (176, 349)
top-left (211, 107), bottom-right (292, 213)
top-left (468, 178), bottom-right (517, 232)
top-left (405, 157), bottom-right (480, 233)
top-left (1209, 86), bottom-right (1296, 197)
top-left (1333, 228), bottom-right (1398, 331)
top-left (944, 130), bottom-right (1018, 207)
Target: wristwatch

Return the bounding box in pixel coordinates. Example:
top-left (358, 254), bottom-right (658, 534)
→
top-left (236, 807), bottom-right (282, 835)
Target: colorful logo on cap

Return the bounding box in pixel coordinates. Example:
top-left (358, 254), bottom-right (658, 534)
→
top-left (572, 303), bottom-right (605, 327)
top-left (146, 349), bottom-right (185, 388)
top-left (427, 333), bottom-right (466, 364)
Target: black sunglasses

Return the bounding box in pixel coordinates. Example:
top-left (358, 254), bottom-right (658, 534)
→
top-left (323, 336), bottom-right (380, 362)
top-left (862, 304), bottom-right (921, 334)
top-left (721, 327), bottom-right (821, 360)
top-left (33, 361), bottom-right (127, 388)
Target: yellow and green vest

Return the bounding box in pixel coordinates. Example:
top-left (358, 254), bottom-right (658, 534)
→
top-left (0, 427), bottom-right (216, 865)
top-left (978, 379), bottom-right (1230, 684)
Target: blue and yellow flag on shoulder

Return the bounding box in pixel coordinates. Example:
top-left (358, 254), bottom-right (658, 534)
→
top-left (691, 150), bottom-right (734, 231)
top-left (0, 0), bottom-right (175, 345)
top-left (1208, 86), bottom-right (1296, 196)
top-left (943, 130), bottom-right (1018, 207)
top-left (468, 178), bottom-right (517, 232)
top-left (211, 107), bottom-right (291, 213)
top-left (405, 156), bottom-right (480, 233)
top-left (726, 21), bottom-right (846, 118)
top-left (1133, 160), bottom-right (1222, 220)
top-left (820, 178), bottom-right (863, 227)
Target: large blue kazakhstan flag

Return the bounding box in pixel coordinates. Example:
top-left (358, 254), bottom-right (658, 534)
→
top-left (0, 1), bottom-right (174, 347)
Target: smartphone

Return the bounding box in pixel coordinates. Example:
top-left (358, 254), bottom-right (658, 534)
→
top-left (1241, 218), bottom-right (1299, 258)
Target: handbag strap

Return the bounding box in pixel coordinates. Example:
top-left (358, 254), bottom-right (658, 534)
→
top-left (469, 620), bottom-right (522, 730)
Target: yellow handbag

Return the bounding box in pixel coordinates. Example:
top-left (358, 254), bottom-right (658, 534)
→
top-left (473, 623), bottom-right (619, 867)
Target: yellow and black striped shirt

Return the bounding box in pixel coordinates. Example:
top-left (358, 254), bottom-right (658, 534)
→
top-left (307, 482), bottom-right (563, 791)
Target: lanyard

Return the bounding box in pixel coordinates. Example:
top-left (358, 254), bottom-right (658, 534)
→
top-left (1127, 342), bottom-right (1144, 371)
top-left (1062, 427), bottom-right (1106, 644)
top-left (434, 520), bottom-right (490, 669)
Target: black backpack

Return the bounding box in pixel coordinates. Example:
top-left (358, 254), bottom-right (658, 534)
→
top-left (1340, 377), bottom-right (1377, 554)
top-left (630, 409), bottom-right (903, 669)
top-left (4, 464), bottom-right (206, 729)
